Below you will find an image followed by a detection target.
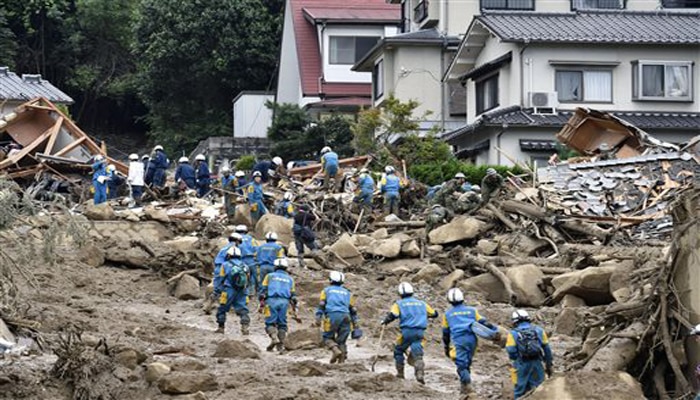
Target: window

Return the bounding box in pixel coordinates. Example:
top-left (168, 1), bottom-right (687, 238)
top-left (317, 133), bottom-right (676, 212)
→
top-left (476, 74), bottom-right (499, 114)
top-left (571, 0), bottom-right (624, 9)
top-left (414, 1), bottom-right (429, 22)
top-left (661, 0), bottom-right (700, 8)
top-left (555, 69), bottom-right (612, 102)
top-left (448, 81), bottom-right (467, 116)
top-left (632, 61), bottom-right (693, 101)
top-left (481, 0), bottom-right (534, 10)
top-left (373, 60), bottom-right (384, 99)
top-left (329, 36), bottom-right (380, 65)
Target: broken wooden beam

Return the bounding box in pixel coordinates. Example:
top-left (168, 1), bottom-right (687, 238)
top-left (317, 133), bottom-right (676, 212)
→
top-left (374, 221), bottom-right (426, 228)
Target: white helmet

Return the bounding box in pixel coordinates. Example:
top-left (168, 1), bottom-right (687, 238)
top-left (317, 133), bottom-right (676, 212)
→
top-left (398, 282), bottom-right (414, 296)
top-left (471, 185), bottom-right (481, 193)
top-left (511, 309), bottom-right (531, 324)
top-left (486, 168), bottom-right (498, 176)
top-left (106, 164), bottom-right (116, 173)
top-left (360, 168), bottom-right (369, 174)
top-left (221, 166), bottom-right (231, 173)
top-left (235, 170), bottom-right (245, 178)
top-left (228, 232), bottom-right (243, 242)
top-left (447, 288), bottom-right (464, 303)
top-left (94, 154), bottom-right (105, 162)
top-left (252, 171), bottom-right (262, 178)
top-left (321, 146), bottom-right (331, 154)
top-left (154, 145), bottom-right (164, 151)
top-left (235, 225), bottom-right (248, 233)
top-left (178, 156), bottom-right (189, 163)
top-left (226, 246), bottom-right (242, 258)
top-left (129, 153), bottom-right (139, 161)
top-left (141, 154), bottom-right (150, 161)
top-left (455, 172), bottom-right (466, 179)
top-left (272, 156), bottom-right (283, 166)
top-left (385, 165), bottom-right (395, 174)
top-left (329, 271), bottom-right (345, 284)
top-left (274, 257), bottom-right (289, 269)
top-left (195, 154), bottom-right (206, 161)
top-left (283, 191), bottom-right (293, 201)
top-left (265, 232), bottom-right (278, 241)
top-left (690, 324), bottom-right (700, 335)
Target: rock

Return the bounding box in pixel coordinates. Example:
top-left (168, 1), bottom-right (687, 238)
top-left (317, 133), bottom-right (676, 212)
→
top-left (83, 203), bottom-right (116, 221)
top-left (400, 240), bottom-right (421, 258)
top-left (554, 308), bottom-right (582, 336)
top-left (551, 266), bottom-right (617, 305)
top-left (0, 318), bottom-right (14, 345)
top-left (255, 214), bottom-right (293, 245)
top-left (366, 238), bottom-right (401, 259)
top-left (170, 358), bottom-right (208, 372)
top-left (145, 362), bottom-right (171, 383)
top-left (121, 209), bottom-right (141, 222)
top-left (428, 216), bottom-right (489, 245)
top-left (440, 269), bottom-right (464, 290)
top-left (115, 348), bottom-right (148, 370)
top-left (230, 204), bottom-right (253, 227)
top-left (426, 245), bottom-right (443, 253)
top-left (528, 371), bottom-right (644, 400)
top-left (212, 339), bottom-right (260, 359)
top-left (174, 275), bottom-right (201, 300)
top-left (608, 260), bottom-right (635, 303)
top-left (390, 266), bottom-right (415, 276)
top-left (329, 234), bottom-right (362, 264)
top-left (157, 372), bottom-right (218, 394)
top-left (505, 264), bottom-right (546, 307)
top-left (164, 237), bottom-right (200, 253)
top-left (370, 228), bottom-right (389, 240)
top-left (561, 294), bottom-right (586, 308)
top-left (458, 273), bottom-right (509, 303)
top-left (78, 244), bottom-right (105, 267)
top-left (476, 239), bottom-right (499, 256)
top-left (288, 360), bottom-right (328, 377)
top-left (514, 188), bottom-right (539, 202)
top-left (412, 264), bottom-right (443, 283)
top-left (284, 328), bottom-right (322, 350)
top-left (352, 234), bottom-right (373, 247)
top-left (144, 206), bottom-right (170, 223)
top-left (383, 214), bottom-right (402, 223)
top-left (376, 259), bottom-right (425, 275)
top-left (179, 392), bottom-right (209, 400)
top-left (497, 233), bottom-right (549, 257)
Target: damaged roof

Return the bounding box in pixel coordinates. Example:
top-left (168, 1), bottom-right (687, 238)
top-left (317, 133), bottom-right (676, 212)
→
top-left (475, 11), bottom-right (700, 45)
top-left (0, 67), bottom-right (73, 104)
top-left (443, 106), bottom-right (700, 141)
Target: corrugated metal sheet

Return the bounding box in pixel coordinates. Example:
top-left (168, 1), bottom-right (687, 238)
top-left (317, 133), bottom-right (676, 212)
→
top-left (0, 67), bottom-right (73, 104)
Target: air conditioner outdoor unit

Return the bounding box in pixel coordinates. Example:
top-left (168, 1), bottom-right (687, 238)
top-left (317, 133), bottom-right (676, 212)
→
top-left (528, 92), bottom-right (558, 115)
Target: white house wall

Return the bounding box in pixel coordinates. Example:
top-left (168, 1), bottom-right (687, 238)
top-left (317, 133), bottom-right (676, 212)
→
top-left (233, 94), bottom-right (274, 139)
top-left (277, 4), bottom-right (302, 104)
top-left (393, 46), bottom-right (443, 118)
top-left (322, 25), bottom-right (388, 83)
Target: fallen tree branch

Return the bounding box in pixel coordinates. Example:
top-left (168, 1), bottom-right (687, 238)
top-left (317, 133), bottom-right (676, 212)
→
top-left (166, 268), bottom-right (200, 284)
top-left (485, 203), bottom-right (518, 231)
top-left (659, 284), bottom-right (690, 393)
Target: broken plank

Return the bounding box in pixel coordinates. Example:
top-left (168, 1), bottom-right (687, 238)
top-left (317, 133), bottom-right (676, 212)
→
top-left (43, 116), bottom-right (64, 155)
top-left (374, 221), bottom-right (426, 228)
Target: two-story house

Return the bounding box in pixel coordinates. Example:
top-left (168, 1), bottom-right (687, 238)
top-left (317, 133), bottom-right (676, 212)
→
top-left (275, 0), bottom-right (400, 118)
top-left (442, 10), bottom-right (700, 167)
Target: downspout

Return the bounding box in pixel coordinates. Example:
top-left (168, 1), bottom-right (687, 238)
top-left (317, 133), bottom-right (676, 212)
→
top-left (440, 0), bottom-right (447, 34)
top-left (519, 40), bottom-right (530, 106)
top-left (440, 35), bottom-right (447, 133)
top-left (319, 21), bottom-right (327, 96)
top-left (496, 125), bottom-right (507, 165)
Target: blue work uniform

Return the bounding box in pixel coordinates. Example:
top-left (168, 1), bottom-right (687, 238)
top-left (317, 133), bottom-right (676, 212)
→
top-left (196, 161), bottom-right (211, 197)
top-left (233, 176), bottom-right (248, 195)
top-left (261, 270), bottom-right (296, 332)
top-left (275, 199), bottom-right (295, 218)
top-left (152, 150), bottom-right (169, 188)
top-left (246, 181), bottom-right (266, 222)
top-left (321, 151), bottom-right (339, 177)
top-left (221, 174), bottom-right (235, 215)
top-left (92, 161), bottom-right (108, 205)
top-left (356, 174), bottom-right (375, 206)
top-left (252, 160), bottom-right (274, 182)
top-left (255, 241), bottom-right (285, 291)
top-left (506, 321), bottom-right (553, 399)
top-left (216, 258), bottom-right (250, 328)
top-left (106, 170), bottom-right (123, 199)
top-left (443, 304), bottom-right (495, 385)
top-left (239, 234), bottom-right (259, 294)
top-left (380, 173), bottom-right (402, 215)
top-left (144, 159), bottom-right (155, 185)
top-left (384, 296), bottom-right (438, 365)
top-left (316, 284), bottom-right (359, 353)
top-left (175, 163), bottom-right (196, 189)
top-left (212, 243), bottom-right (234, 298)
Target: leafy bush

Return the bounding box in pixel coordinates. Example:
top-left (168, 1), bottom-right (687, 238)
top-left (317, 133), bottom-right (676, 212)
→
top-left (235, 155), bottom-right (256, 171)
top-left (410, 160), bottom-right (524, 186)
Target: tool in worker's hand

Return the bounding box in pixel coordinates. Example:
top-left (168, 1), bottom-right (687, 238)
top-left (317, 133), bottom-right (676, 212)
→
top-left (371, 324), bottom-right (386, 372)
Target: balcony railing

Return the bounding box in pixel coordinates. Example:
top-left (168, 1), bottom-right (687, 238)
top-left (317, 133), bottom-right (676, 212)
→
top-left (414, 0), bottom-right (429, 22)
top-left (661, 0), bottom-right (700, 7)
top-left (572, 0), bottom-right (624, 9)
top-left (481, 0), bottom-right (534, 10)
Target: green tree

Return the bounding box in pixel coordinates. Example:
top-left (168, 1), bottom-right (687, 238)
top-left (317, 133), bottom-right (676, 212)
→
top-left (134, 0), bottom-right (284, 152)
top-left (0, 9), bottom-right (16, 68)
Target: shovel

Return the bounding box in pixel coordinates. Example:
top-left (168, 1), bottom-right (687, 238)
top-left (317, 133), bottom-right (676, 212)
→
top-left (371, 324), bottom-right (386, 372)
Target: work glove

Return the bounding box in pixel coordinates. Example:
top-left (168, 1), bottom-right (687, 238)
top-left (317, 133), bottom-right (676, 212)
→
top-left (493, 331), bottom-right (502, 343)
top-left (546, 364), bottom-right (553, 378)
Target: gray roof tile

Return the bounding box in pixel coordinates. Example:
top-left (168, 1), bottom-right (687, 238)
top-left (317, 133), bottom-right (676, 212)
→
top-left (0, 67), bottom-right (74, 104)
top-left (476, 11), bottom-right (700, 44)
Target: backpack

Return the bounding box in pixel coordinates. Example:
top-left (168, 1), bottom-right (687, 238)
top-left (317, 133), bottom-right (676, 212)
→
top-left (515, 327), bottom-right (543, 360)
top-left (228, 263), bottom-right (248, 289)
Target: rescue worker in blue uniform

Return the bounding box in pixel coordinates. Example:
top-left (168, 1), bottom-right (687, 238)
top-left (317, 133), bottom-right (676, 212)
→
top-left (220, 166), bottom-right (235, 217)
top-left (142, 155), bottom-right (153, 185)
top-left (92, 155), bottom-right (108, 205)
top-left (203, 232), bottom-right (243, 314)
top-left (320, 146), bottom-right (339, 191)
top-left (293, 204), bottom-right (317, 268)
top-left (442, 288), bottom-right (499, 396)
top-left (216, 246), bottom-right (250, 335)
top-left (315, 271), bottom-right (361, 364)
top-left (246, 171), bottom-right (266, 223)
top-left (380, 165), bottom-right (403, 216)
top-left (151, 145), bottom-right (169, 188)
top-left (233, 170), bottom-right (247, 195)
top-left (255, 232), bottom-right (286, 295)
top-left (235, 225), bottom-right (260, 296)
top-left (354, 168), bottom-right (375, 212)
top-left (260, 257), bottom-right (296, 352)
top-left (381, 282), bottom-right (439, 384)
top-left (174, 156), bottom-right (196, 190)
top-left (252, 156), bottom-right (283, 183)
top-left (106, 164), bottom-right (124, 199)
top-left (275, 191), bottom-right (295, 218)
top-left (506, 309), bottom-right (553, 398)
top-left (194, 154), bottom-right (210, 197)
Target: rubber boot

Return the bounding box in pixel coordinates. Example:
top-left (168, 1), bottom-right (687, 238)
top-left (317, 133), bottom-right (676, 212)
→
top-left (327, 341), bottom-right (342, 364)
top-left (414, 358), bottom-right (425, 385)
top-left (395, 363), bottom-right (405, 379)
top-left (265, 327), bottom-right (279, 352)
top-left (338, 349), bottom-right (347, 364)
top-left (277, 330), bottom-right (286, 353)
top-left (407, 352), bottom-right (415, 367)
top-left (215, 324), bottom-right (224, 334)
top-left (297, 254), bottom-right (306, 268)
top-left (460, 382), bottom-right (474, 398)
top-left (240, 324), bottom-right (250, 336)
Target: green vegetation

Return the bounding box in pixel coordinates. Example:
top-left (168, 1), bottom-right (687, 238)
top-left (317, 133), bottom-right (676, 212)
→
top-left (235, 155), bottom-right (256, 171)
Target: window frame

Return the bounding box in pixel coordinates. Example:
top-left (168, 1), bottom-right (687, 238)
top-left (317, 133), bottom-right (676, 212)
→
top-left (328, 36), bottom-right (380, 65)
top-left (414, 0), bottom-right (429, 22)
top-left (373, 59), bottom-right (384, 100)
top-left (661, 0), bottom-right (700, 8)
top-left (570, 0), bottom-right (625, 10)
top-left (632, 60), bottom-right (694, 102)
top-left (475, 72), bottom-right (499, 115)
top-left (480, 0), bottom-right (535, 11)
top-left (554, 67), bottom-right (614, 104)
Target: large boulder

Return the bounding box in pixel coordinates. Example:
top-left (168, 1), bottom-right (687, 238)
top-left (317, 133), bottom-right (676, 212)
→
top-left (439, 269), bottom-right (464, 290)
top-left (212, 339), bottom-right (260, 359)
top-left (371, 228), bottom-right (389, 240)
top-left (329, 234), bottom-right (363, 265)
top-left (114, 348), bottom-right (148, 370)
top-left (554, 308), bottom-right (583, 336)
top-left (157, 372), bottom-right (218, 394)
top-left (145, 362), bottom-right (171, 383)
top-left (174, 275), bottom-right (201, 300)
top-left (561, 294), bottom-right (586, 308)
top-left (164, 237), bottom-right (200, 253)
top-left (428, 216), bottom-right (489, 245)
top-left (528, 371), bottom-right (644, 400)
top-left (255, 214), bottom-right (293, 245)
top-left (476, 239), bottom-right (499, 256)
top-left (401, 240), bottom-right (421, 258)
top-left (366, 238), bottom-right (402, 259)
top-left (230, 204), bottom-right (253, 228)
top-left (551, 266), bottom-right (617, 305)
top-left (497, 233), bottom-right (549, 257)
top-left (376, 259), bottom-right (426, 275)
top-left (458, 273), bottom-right (510, 303)
top-left (78, 244), bottom-right (105, 267)
top-left (83, 203), bottom-right (116, 221)
top-left (412, 264), bottom-right (443, 283)
top-left (505, 264), bottom-right (546, 307)
top-left (144, 206), bottom-right (170, 223)
top-left (608, 260), bottom-right (635, 303)
top-left (284, 328), bottom-right (322, 350)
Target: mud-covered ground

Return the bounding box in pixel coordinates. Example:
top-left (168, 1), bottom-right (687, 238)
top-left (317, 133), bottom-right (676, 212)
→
top-left (1, 239), bottom-right (581, 400)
